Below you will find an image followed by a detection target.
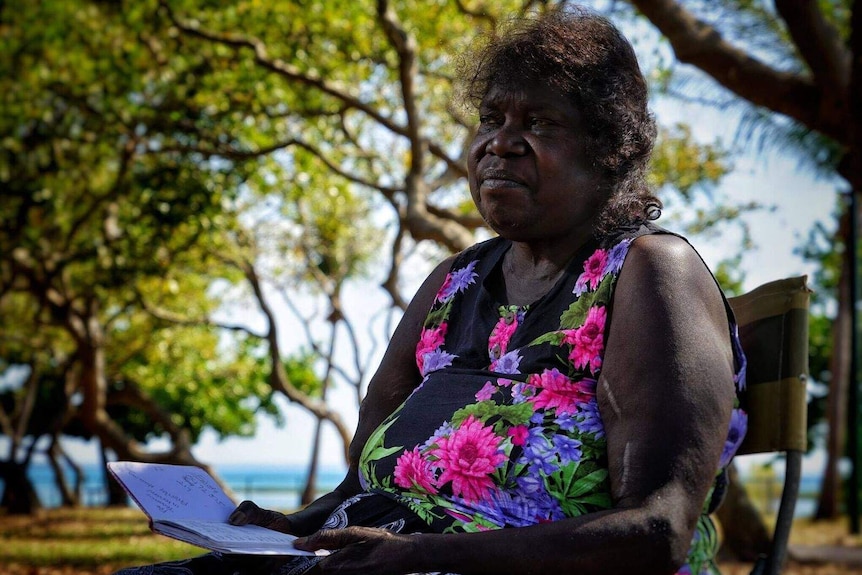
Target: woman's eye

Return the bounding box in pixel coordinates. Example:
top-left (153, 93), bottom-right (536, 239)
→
top-left (530, 117), bottom-right (551, 128)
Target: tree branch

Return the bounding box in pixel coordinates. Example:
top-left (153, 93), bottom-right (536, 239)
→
top-left (774, 0), bottom-right (851, 93)
top-left (454, 0), bottom-right (497, 29)
top-left (160, 1), bottom-right (405, 139)
top-left (160, 1), bottom-right (465, 194)
top-left (155, 137), bottom-right (404, 199)
top-left (238, 257), bottom-right (353, 461)
top-left (629, 0), bottom-right (845, 142)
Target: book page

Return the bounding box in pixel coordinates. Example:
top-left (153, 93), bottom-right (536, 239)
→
top-left (108, 461), bottom-right (235, 523)
top-left (157, 519), bottom-right (316, 555)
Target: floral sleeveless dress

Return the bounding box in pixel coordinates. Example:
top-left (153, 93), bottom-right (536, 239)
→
top-left (113, 224), bottom-right (747, 575)
top-left (359, 223), bottom-right (748, 575)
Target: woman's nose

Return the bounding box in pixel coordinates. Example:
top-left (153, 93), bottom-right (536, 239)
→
top-left (485, 125), bottom-right (527, 157)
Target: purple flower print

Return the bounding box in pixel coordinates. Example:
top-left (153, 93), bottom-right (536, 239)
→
top-left (490, 350), bottom-right (523, 374)
top-left (421, 349), bottom-right (456, 376)
top-left (604, 238), bottom-right (631, 276)
top-left (423, 421), bottom-right (454, 450)
top-left (513, 476), bottom-right (564, 522)
top-left (515, 474), bottom-right (544, 495)
top-left (573, 274), bottom-right (589, 297)
top-left (553, 435), bottom-right (583, 464)
top-left (554, 413), bottom-right (577, 432)
top-left (436, 260), bottom-right (478, 302)
top-left (511, 381), bottom-right (536, 404)
top-left (732, 324), bottom-right (748, 392)
top-left (575, 398), bottom-right (605, 438)
top-left (719, 408), bottom-right (748, 467)
top-left (523, 429), bottom-right (558, 475)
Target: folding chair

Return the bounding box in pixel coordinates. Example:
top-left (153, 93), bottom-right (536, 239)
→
top-left (727, 276), bottom-right (811, 575)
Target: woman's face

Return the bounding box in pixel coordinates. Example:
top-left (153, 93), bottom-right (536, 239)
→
top-left (468, 82), bottom-right (607, 245)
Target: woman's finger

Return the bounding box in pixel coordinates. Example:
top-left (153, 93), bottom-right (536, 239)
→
top-left (294, 526), bottom-right (379, 551)
top-left (228, 500), bottom-right (260, 525)
top-left (228, 501), bottom-right (293, 532)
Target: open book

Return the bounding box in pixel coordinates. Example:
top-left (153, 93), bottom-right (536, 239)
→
top-left (107, 461), bottom-right (320, 555)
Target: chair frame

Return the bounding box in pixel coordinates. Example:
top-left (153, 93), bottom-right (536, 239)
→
top-left (728, 276), bottom-right (810, 575)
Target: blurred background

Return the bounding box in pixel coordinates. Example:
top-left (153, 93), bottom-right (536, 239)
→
top-left (1, 0), bottom-right (860, 573)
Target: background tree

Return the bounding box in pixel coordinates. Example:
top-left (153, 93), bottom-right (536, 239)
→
top-left (2, 0), bottom-right (748, 518)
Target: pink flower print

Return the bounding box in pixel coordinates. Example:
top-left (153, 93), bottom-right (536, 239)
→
top-left (416, 322), bottom-right (448, 374)
top-left (445, 509), bottom-right (474, 524)
top-left (431, 415), bottom-right (506, 504)
top-left (574, 248), bottom-right (608, 294)
top-left (435, 274), bottom-right (453, 302)
top-left (394, 446), bottom-right (438, 494)
top-left (528, 368), bottom-right (595, 415)
top-left (475, 381), bottom-right (496, 402)
top-left (507, 425), bottom-right (529, 447)
top-left (564, 305), bottom-right (607, 373)
top-left (488, 316), bottom-right (519, 361)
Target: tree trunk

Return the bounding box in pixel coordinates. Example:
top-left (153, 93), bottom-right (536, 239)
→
top-left (301, 370), bottom-right (331, 506)
top-left (101, 442), bottom-right (128, 506)
top-left (0, 461), bottom-right (41, 515)
top-left (48, 440), bottom-right (80, 507)
top-left (301, 418), bottom-right (323, 506)
top-left (816, 206), bottom-right (852, 519)
top-left (715, 463), bottom-right (772, 561)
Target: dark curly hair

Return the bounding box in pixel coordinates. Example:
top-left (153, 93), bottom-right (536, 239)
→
top-left (459, 8), bottom-right (662, 233)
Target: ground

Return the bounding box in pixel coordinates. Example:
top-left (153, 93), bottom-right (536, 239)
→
top-left (0, 508), bottom-right (860, 574)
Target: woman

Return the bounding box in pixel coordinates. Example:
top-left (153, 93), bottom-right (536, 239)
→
top-left (116, 8), bottom-right (746, 575)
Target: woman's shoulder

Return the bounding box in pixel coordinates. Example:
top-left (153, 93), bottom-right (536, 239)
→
top-left (616, 228), bottom-right (729, 327)
top-left (607, 223), bottom-right (713, 285)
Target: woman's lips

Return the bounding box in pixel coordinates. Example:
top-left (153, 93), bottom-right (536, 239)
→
top-left (480, 170), bottom-right (527, 190)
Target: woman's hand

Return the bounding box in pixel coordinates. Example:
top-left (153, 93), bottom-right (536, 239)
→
top-left (228, 500), bottom-right (297, 534)
top-left (295, 527), bottom-right (422, 575)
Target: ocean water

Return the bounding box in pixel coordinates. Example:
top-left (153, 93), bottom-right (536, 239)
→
top-left (4, 461), bottom-right (821, 517)
top-left (8, 461), bottom-right (346, 512)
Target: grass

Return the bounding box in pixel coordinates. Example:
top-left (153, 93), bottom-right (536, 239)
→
top-left (0, 507), bottom-right (860, 575)
top-left (0, 507), bottom-right (198, 573)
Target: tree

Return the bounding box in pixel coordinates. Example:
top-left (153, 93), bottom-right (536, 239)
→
top-left (1, 0), bottom-right (747, 513)
top-left (626, 0), bottom-right (861, 529)
top-left (0, 0), bottom-right (310, 508)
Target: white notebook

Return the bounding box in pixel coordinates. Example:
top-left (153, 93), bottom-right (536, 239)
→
top-left (107, 461), bottom-right (320, 555)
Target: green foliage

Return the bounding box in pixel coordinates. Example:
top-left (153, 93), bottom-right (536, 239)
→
top-left (649, 124), bottom-right (729, 198)
top-left (282, 350), bottom-right (324, 397)
top-left (0, 0), bottom-right (284, 453)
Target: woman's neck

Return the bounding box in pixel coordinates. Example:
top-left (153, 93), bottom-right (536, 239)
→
top-left (497, 240), bottom-right (584, 306)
